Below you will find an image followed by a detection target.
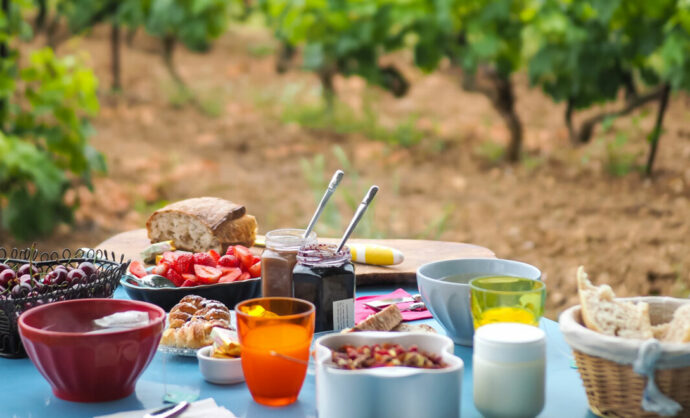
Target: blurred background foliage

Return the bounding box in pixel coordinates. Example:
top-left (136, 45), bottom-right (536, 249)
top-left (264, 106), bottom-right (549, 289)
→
top-left (1, 0), bottom-right (690, 240)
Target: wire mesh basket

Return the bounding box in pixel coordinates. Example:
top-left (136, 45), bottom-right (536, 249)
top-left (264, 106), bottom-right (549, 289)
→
top-left (0, 248), bottom-right (130, 358)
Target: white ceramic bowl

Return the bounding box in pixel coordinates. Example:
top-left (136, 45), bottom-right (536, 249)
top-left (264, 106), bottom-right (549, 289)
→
top-left (417, 258), bottom-right (541, 346)
top-left (315, 331), bottom-right (464, 418)
top-left (196, 346), bottom-right (244, 385)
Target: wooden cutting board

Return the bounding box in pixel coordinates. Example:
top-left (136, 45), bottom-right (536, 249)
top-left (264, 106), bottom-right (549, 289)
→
top-left (96, 229), bottom-right (495, 285)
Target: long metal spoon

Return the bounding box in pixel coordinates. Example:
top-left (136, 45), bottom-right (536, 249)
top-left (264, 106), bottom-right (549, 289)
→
top-left (336, 185), bottom-right (379, 252)
top-left (303, 170), bottom-right (345, 238)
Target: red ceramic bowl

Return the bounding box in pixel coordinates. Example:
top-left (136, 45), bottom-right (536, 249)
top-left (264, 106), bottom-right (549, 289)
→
top-left (18, 298), bottom-right (165, 402)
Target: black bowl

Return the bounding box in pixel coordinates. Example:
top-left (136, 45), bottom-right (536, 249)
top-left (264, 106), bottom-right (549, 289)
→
top-left (120, 275), bottom-right (261, 311)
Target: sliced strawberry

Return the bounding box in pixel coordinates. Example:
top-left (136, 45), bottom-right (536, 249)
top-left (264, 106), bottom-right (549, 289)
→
top-left (207, 249), bottom-right (221, 263)
top-left (238, 272), bottom-right (251, 281)
top-left (194, 265), bottom-right (222, 284)
top-left (235, 245), bottom-right (254, 270)
top-left (165, 269), bottom-right (185, 287)
top-left (220, 266), bottom-right (241, 275)
top-left (225, 246), bottom-right (235, 256)
top-left (129, 261), bottom-right (148, 279)
top-left (161, 251), bottom-right (177, 265)
top-left (181, 279), bottom-right (196, 287)
top-left (151, 262), bottom-right (169, 276)
top-left (219, 269), bottom-right (242, 283)
top-left (193, 252), bottom-right (216, 267)
top-left (248, 261), bottom-right (261, 278)
top-left (173, 253), bottom-right (194, 274)
top-left (182, 273), bottom-right (197, 282)
top-left (218, 255), bottom-right (239, 268)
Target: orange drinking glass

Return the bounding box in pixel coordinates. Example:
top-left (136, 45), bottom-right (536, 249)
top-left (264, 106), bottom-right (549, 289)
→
top-left (235, 297), bottom-right (315, 406)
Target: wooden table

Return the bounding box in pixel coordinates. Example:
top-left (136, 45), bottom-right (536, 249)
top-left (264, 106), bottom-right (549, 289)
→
top-left (97, 229), bottom-right (496, 285)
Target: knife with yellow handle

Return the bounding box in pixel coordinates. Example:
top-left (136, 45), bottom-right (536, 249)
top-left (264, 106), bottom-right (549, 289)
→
top-left (347, 244), bottom-right (404, 266)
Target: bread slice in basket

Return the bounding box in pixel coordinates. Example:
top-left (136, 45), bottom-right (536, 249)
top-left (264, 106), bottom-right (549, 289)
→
top-left (577, 266), bottom-right (653, 340)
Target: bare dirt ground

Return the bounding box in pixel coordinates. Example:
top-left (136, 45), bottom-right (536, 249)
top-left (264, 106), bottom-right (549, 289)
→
top-left (5, 24), bottom-right (690, 318)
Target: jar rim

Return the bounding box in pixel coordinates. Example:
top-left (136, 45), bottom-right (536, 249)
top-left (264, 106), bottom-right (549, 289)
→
top-left (297, 244), bottom-right (351, 266)
top-left (265, 229), bottom-right (317, 251)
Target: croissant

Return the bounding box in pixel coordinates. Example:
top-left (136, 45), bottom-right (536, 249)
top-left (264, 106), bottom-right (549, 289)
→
top-left (161, 295), bottom-right (232, 348)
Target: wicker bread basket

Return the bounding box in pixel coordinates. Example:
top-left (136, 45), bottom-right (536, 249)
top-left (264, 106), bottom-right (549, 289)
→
top-left (560, 297), bottom-right (690, 417)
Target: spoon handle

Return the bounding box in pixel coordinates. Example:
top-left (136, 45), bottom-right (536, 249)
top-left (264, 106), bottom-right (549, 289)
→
top-left (337, 185), bottom-right (379, 253)
top-left (304, 170), bottom-right (344, 239)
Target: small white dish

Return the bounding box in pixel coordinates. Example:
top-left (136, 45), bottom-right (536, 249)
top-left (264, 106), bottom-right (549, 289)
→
top-left (315, 331), bottom-right (464, 418)
top-left (196, 346), bottom-right (244, 385)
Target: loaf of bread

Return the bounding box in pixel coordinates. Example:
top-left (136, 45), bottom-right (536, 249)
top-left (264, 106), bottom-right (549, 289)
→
top-left (147, 197), bottom-right (257, 253)
top-left (577, 266), bottom-right (653, 340)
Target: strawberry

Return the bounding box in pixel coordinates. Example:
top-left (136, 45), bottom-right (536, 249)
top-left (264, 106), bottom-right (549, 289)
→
top-left (173, 253), bottom-right (194, 274)
top-left (219, 269), bottom-right (242, 283)
top-left (193, 252), bottom-right (216, 267)
top-left (218, 255), bottom-right (239, 268)
top-left (194, 265), bottom-right (222, 284)
top-left (129, 261), bottom-right (148, 278)
top-left (181, 279), bottom-right (196, 287)
top-left (151, 262), bottom-right (169, 276)
top-left (248, 261), bottom-right (261, 278)
top-left (234, 245), bottom-right (254, 270)
top-left (161, 251), bottom-right (177, 265)
top-left (182, 273), bottom-right (197, 282)
top-left (238, 272), bottom-right (251, 281)
top-left (225, 246), bottom-right (235, 256)
top-left (165, 269), bottom-right (185, 287)
top-left (220, 266), bottom-right (241, 275)
top-left (207, 249), bottom-right (221, 263)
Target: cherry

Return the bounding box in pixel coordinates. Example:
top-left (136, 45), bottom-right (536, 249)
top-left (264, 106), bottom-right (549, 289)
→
top-left (0, 263), bottom-right (10, 273)
top-left (17, 264), bottom-right (40, 278)
top-left (67, 269), bottom-right (86, 285)
top-left (0, 269), bottom-right (16, 287)
top-left (44, 269), bottom-right (67, 286)
top-left (11, 282), bottom-right (31, 299)
top-left (78, 262), bottom-right (96, 277)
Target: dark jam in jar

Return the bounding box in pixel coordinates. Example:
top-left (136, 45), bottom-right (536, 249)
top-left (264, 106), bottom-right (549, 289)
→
top-left (292, 244), bottom-right (355, 333)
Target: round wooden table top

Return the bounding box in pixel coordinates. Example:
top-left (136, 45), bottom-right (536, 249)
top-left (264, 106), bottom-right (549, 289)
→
top-left (97, 229), bottom-right (495, 285)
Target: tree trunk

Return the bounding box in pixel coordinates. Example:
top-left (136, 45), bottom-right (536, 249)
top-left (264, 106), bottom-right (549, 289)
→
top-left (162, 35), bottom-right (189, 91)
top-left (645, 84), bottom-right (671, 177)
top-left (565, 98), bottom-right (576, 145)
top-left (574, 86), bottom-right (666, 144)
top-left (318, 68), bottom-right (336, 111)
top-left (35, 0), bottom-right (47, 33)
top-left (110, 23), bottom-right (122, 91)
top-left (458, 66), bottom-right (523, 162)
top-left (276, 42), bottom-right (295, 74)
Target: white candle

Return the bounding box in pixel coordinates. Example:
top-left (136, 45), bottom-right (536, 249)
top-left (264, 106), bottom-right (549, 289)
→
top-left (473, 323), bottom-right (546, 418)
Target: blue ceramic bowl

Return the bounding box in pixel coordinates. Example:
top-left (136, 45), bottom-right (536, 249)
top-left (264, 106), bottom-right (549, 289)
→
top-left (417, 258), bottom-right (541, 346)
top-left (120, 274), bottom-right (260, 312)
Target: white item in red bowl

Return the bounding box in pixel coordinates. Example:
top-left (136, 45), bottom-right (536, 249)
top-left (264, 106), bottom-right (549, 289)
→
top-left (314, 331), bottom-right (463, 418)
top-left (196, 346), bottom-right (244, 385)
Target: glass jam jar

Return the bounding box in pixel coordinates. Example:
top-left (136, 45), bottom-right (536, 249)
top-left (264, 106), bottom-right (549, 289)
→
top-left (261, 229), bottom-right (316, 297)
top-left (292, 244), bottom-right (355, 333)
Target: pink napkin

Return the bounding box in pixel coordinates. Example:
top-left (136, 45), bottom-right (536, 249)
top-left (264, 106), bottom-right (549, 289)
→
top-left (355, 288), bottom-right (432, 324)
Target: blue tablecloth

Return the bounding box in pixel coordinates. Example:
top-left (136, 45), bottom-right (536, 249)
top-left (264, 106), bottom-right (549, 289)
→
top-left (0, 286), bottom-right (595, 418)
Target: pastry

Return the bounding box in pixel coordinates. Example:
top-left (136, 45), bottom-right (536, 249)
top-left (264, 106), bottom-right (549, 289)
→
top-left (161, 295), bottom-right (232, 349)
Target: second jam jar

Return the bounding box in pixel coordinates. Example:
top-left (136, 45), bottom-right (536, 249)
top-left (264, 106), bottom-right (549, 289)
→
top-left (261, 229), bottom-right (317, 297)
top-left (292, 244), bottom-right (355, 332)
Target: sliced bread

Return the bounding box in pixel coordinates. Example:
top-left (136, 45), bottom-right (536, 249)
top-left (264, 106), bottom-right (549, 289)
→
top-left (663, 304), bottom-right (690, 343)
top-left (344, 304), bottom-right (403, 333)
top-left (577, 266), bottom-right (653, 340)
top-left (147, 197), bottom-right (257, 253)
